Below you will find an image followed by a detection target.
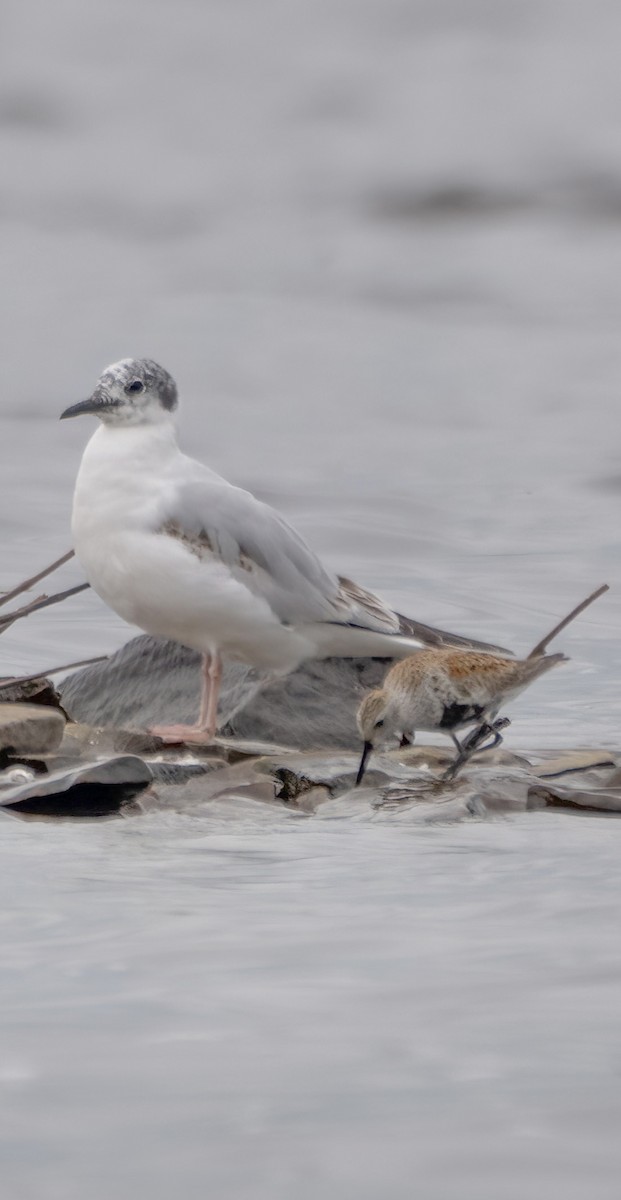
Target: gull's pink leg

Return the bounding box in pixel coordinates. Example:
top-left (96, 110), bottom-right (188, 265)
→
top-left (204, 651), bottom-right (222, 736)
top-left (197, 652), bottom-right (213, 728)
top-left (149, 651), bottom-right (221, 744)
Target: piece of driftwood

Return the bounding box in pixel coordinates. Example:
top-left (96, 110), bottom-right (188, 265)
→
top-left (0, 549), bottom-right (90, 636)
top-left (0, 657), bottom-right (108, 692)
top-left (0, 583), bottom-right (90, 635)
top-left (0, 549), bottom-right (75, 609)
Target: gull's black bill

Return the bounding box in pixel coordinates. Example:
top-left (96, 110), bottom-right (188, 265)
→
top-left (60, 397), bottom-right (107, 419)
top-left (60, 385), bottom-right (122, 419)
top-left (355, 741), bottom-right (372, 787)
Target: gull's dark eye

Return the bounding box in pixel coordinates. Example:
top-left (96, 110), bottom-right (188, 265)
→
top-left (126, 380), bottom-right (144, 394)
top-left (374, 719), bottom-right (384, 729)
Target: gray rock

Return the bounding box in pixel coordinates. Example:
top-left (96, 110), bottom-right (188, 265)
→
top-left (59, 635), bottom-right (395, 750)
top-left (0, 754), bottom-right (153, 818)
top-left (531, 749), bottom-right (618, 779)
top-left (146, 758), bottom-right (226, 786)
top-left (0, 702), bottom-right (65, 756)
top-left (57, 722), bottom-right (116, 757)
top-left (210, 736), bottom-right (296, 762)
top-left (255, 750), bottom-right (391, 799)
top-left (151, 759), bottom-right (280, 812)
top-left (0, 677), bottom-right (62, 708)
top-left (527, 782), bottom-right (621, 814)
top-left (373, 756), bottom-right (621, 818)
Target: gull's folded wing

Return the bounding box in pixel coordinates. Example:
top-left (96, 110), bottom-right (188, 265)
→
top-left (160, 464), bottom-right (508, 651)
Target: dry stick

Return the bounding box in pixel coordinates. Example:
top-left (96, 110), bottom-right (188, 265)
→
top-left (527, 583), bottom-right (610, 659)
top-left (0, 583), bottom-right (90, 635)
top-left (0, 549), bottom-right (76, 610)
top-left (0, 592), bottom-right (47, 624)
top-left (0, 655), bottom-right (108, 690)
top-left (444, 583), bottom-right (610, 784)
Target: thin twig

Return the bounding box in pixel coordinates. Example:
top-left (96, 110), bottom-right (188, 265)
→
top-left (528, 583), bottom-right (609, 658)
top-left (0, 655), bottom-right (108, 690)
top-left (0, 583), bottom-right (90, 635)
top-left (0, 549), bottom-right (76, 610)
top-left (0, 592), bottom-right (48, 627)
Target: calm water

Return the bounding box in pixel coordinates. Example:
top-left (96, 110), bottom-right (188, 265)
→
top-left (1, 0), bottom-right (621, 1196)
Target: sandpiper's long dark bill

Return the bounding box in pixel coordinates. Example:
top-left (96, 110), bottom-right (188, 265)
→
top-left (355, 584), bottom-right (609, 784)
top-left (61, 357), bottom-right (512, 745)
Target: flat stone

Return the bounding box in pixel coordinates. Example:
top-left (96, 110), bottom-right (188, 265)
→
top-left (210, 737), bottom-right (295, 763)
top-left (54, 723), bottom-right (229, 780)
top-left (111, 727), bottom-right (229, 763)
top-left (532, 749), bottom-right (619, 778)
top-left (0, 703), bottom-right (65, 756)
top-left (58, 722), bottom-right (116, 757)
top-left (255, 751), bottom-right (384, 800)
top-left (313, 784), bottom-right (484, 824)
top-left (146, 758), bottom-right (226, 786)
top-left (0, 677), bottom-right (62, 708)
top-left (0, 754), bottom-right (153, 819)
top-left (387, 743), bottom-right (530, 771)
top-left (151, 759), bottom-right (280, 811)
top-left (292, 785), bottom-right (333, 813)
top-left (112, 728), bottom-right (175, 755)
top-left (527, 782), bottom-right (621, 814)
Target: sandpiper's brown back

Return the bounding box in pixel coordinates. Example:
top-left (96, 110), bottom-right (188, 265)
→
top-left (386, 646), bottom-right (566, 715)
top-left (442, 648), bottom-right (566, 700)
top-left (378, 584), bottom-right (608, 736)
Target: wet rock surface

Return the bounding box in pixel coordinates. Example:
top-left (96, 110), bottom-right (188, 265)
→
top-left (0, 754), bottom-right (152, 818)
top-left (89, 734), bottom-right (621, 822)
top-left (0, 682), bottom-right (620, 822)
top-left (49, 643), bottom-right (621, 823)
top-left (0, 676), bottom-right (63, 708)
top-left (0, 702), bottom-right (65, 757)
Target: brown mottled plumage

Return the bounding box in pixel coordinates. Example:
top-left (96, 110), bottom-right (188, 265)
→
top-left (355, 584), bottom-right (609, 784)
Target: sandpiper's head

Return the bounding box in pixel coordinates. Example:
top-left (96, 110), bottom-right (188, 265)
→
top-left (60, 358), bottom-right (178, 426)
top-left (355, 688), bottom-right (396, 786)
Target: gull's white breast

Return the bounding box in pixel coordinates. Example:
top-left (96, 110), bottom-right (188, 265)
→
top-left (70, 424), bottom-right (312, 669)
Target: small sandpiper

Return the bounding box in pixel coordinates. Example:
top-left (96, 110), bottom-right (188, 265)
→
top-left (355, 584), bottom-right (609, 785)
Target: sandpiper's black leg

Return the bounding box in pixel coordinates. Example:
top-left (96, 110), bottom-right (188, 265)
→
top-left (480, 716), bottom-right (510, 752)
top-left (442, 717), bottom-right (511, 781)
top-left (442, 732), bottom-right (468, 780)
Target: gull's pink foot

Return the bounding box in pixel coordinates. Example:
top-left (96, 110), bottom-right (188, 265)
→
top-left (148, 723), bottom-right (216, 745)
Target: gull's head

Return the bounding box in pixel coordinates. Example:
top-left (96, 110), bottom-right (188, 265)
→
top-left (60, 358), bottom-right (178, 426)
top-left (355, 688), bottom-right (395, 785)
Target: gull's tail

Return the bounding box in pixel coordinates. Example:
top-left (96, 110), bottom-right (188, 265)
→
top-left (527, 584), bottom-right (609, 659)
top-left (395, 610), bottom-right (510, 654)
top-left (299, 621), bottom-right (448, 660)
top-left (336, 575), bottom-right (511, 655)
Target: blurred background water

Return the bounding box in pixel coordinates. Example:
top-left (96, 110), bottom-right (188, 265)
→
top-left (1, 1), bottom-right (620, 1197)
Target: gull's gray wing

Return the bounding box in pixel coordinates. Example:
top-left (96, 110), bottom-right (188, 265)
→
top-left (158, 472), bottom-right (398, 629)
top-left (157, 464), bottom-right (506, 650)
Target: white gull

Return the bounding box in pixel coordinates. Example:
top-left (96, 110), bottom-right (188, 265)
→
top-left (61, 358), bottom-right (504, 743)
